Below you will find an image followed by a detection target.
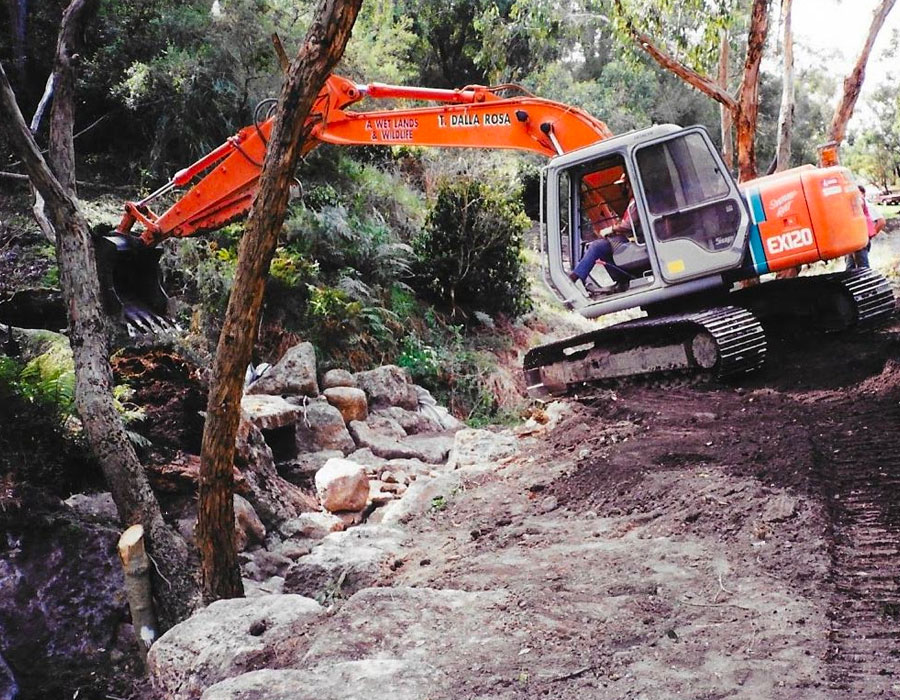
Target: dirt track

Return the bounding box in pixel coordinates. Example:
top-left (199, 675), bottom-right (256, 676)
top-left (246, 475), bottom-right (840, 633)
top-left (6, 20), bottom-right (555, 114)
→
top-left (387, 318), bottom-right (900, 698)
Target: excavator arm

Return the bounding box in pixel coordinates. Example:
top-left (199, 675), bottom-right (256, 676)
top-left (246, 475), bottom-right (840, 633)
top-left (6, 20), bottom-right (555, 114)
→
top-left (116, 74), bottom-right (612, 246)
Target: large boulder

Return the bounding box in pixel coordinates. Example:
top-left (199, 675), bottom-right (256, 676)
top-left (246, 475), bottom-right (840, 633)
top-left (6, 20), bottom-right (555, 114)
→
top-left (322, 387), bottom-right (368, 424)
top-left (293, 399), bottom-right (356, 454)
top-left (201, 660), bottom-right (444, 700)
top-left (283, 525), bottom-right (406, 599)
top-left (0, 509), bottom-right (128, 699)
top-left (246, 342), bottom-right (318, 397)
top-left (353, 365), bottom-right (417, 410)
top-left (348, 419), bottom-right (452, 464)
top-left (314, 458), bottom-right (369, 513)
top-left (240, 395), bottom-right (302, 432)
top-left (320, 369), bottom-right (356, 389)
top-left (148, 595), bottom-right (324, 700)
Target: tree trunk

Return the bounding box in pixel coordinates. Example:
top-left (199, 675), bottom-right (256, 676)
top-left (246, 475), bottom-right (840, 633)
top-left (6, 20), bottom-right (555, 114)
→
top-left (197, 0), bottom-right (363, 603)
top-left (829, 0), bottom-right (897, 145)
top-left (0, 0), bottom-right (197, 629)
top-left (717, 29), bottom-right (733, 170)
top-left (775, 0), bottom-right (794, 172)
top-left (734, 0), bottom-right (770, 182)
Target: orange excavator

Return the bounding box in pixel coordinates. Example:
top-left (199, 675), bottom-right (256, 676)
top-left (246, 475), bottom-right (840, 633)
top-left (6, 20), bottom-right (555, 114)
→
top-left (104, 74), bottom-right (894, 394)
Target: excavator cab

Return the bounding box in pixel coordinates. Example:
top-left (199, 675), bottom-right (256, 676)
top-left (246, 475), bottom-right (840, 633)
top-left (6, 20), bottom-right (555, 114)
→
top-left (542, 125), bottom-right (750, 318)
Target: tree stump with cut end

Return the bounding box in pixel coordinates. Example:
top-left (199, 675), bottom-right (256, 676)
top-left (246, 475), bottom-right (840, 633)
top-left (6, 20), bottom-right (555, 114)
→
top-left (118, 524), bottom-right (158, 663)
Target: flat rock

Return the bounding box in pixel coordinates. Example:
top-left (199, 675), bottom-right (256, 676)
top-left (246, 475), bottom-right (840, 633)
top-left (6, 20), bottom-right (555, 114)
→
top-left (399, 433), bottom-right (454, 464)
top-left (378, 473), bottom-right (461, 526)
top-left (246, 341), bottom-right (318, 397)
top-left (63, 492), bottom-right (118, 524)
top-left (321, 369), bottom-right (356, 389)
top-left (148, 594), bottom-right (324, 700)
top-left (354, 365), bottom-right (418, 410)
top-left (314, 458), bottom-right (369, 513)
top-left (201, 660), bottom-right (445, 700)
top-left (446, 429), bottom-right (519, 470)
top-left (347, 420), bottom-right (441, 462)
top-left (240, 395), bottom-right (302, 432)
top-left (302, 587), bottom-right (518, 681)
top-left (323, 387), bottom-right (368, 424)
top-left (283, 525), bottom-right (406, 599)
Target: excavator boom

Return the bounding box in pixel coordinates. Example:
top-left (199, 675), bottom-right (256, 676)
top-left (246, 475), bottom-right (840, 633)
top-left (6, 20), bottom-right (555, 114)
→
top-left (115, 74), bottom-right (611, 246)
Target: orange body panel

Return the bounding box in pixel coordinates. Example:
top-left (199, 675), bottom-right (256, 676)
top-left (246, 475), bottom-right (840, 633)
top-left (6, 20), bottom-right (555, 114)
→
top-left (743, 165), bottom-right (867, 273)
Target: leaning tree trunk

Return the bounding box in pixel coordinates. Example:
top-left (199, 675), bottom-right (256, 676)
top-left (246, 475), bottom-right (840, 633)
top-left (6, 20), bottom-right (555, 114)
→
top-left (774, 0), bottom-right (794, 172)
top-left (0, 0), bottom-right (197, 628)
top-left (197, 0), bottom-right (363, 603)
top-left (829, 0), bottom-right (897, 146)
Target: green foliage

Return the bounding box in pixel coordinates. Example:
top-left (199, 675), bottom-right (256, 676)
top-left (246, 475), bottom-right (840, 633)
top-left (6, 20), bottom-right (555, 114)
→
top-left (412, 179), bottom-right (532, 319)
top-left (396, 317), bottom-right (512, 425)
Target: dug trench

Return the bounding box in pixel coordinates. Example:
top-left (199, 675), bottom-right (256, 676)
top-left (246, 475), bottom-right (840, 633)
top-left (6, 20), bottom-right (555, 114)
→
top-left (378, 320), bottom-right (900, 698)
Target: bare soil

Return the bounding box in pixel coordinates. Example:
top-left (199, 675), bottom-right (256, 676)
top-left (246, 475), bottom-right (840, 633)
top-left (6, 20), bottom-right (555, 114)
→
top-left (383, 317), bottom-right (900, 698)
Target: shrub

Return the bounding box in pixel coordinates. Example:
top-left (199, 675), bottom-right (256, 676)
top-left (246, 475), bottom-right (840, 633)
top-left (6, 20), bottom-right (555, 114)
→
top-left (412, 179), bottom-right (532, 320)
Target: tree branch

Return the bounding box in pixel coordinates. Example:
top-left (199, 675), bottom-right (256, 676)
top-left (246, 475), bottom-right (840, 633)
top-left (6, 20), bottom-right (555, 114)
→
top-left (614, 0), bottom-right (738, 112)
top-left (828, 0), bottom-right (897, 144)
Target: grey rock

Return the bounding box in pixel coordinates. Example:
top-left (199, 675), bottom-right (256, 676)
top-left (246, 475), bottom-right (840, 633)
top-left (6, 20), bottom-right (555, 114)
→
top-left (241, 550), bottom-right (293, 580)
top-left (279, 512), bottom-right (345, 541)
top-left (246, 342), bottom-right (318, 397)
top-left (63, 491), bottom-right (118, 524)
top-left (0, 649), bottom-right (18, 700)
top-left (148, 594), bottom-right (324, 700)
top-left (293, 399), bottom-right (356, 454)
top-left (0, 514), bottom-right (126, 693)
top-left (242, 576), bottom-right (285, 597)
top-left (354, 365), bottom-right (418, 410)
top-left (323, 387), bottom-right (368, 424)
top-left (372, 406), bottom-right (441, 435)
top-left (345, 448), bottom-right (385, 470)
top-left (378, 473), bottom-right (462, 526)
top-left (446, 429), bottom-right (519, 470)
top-left (240, 395), bottom-right (302, 431)
top-left (303, 587), bottom-right (516, 678)
top-left (399, 434), bottom-right (455, 464)
top-left (283, 525), bottom-right (407, 599)
top-left (233, 494), bottom-right (266, 552)
top-left (321, 368), bottom-right (357, 389)
top-left (201, 660), bottom-right (445, 700)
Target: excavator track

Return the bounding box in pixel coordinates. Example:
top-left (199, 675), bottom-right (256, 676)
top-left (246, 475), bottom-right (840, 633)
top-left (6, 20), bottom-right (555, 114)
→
top-left (524, 306), bottom-right (766, 397)
top-left (732, 268), bottom-right (895, 333)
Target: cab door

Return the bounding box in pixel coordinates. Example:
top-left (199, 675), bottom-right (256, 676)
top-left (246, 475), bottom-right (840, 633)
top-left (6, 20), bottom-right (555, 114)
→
top-left (633, 128), bottom-right (749, 284)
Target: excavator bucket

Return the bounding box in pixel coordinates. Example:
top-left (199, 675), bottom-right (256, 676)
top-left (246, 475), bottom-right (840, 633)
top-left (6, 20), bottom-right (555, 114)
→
top-left (93, 228), bottom-right (173, 334)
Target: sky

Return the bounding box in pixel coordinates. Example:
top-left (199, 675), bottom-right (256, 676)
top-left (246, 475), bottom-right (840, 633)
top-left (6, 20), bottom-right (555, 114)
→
top-left (791, 0), bottom-right (900, 129)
